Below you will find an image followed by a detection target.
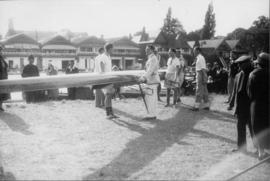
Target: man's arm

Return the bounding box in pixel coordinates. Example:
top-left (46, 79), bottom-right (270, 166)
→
top-left (100, 61), bottom-right (105, 73)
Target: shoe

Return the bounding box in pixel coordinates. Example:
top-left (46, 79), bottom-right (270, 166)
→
top-left (106, 114), bottom-right (115, 120)
top-left (231, 147), bottom-right (247, 153)
top-left (190, 107), bottom-right (199, 111)
top-left (142, 116), bottom-right (156, 120)
top-left (111, 114), bottom-right (119, 119)
top-left (176, 98), bottom-right (181, 103)
top-left (0, 107), bottom-right (4, 112)
top-left (203, 107), bottom-right (210, 110)
top-left (258, 152), bottom-right (270, 161)
top-left (165, 104), bottom-right (170, 107)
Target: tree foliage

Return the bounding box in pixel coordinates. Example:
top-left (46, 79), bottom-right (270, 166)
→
top-left (186, 29), bottom-right (202, 41)
top-left (252, 16), bottom-right (270, 29)
top-left (226, 16), bottom-right (269, 53)
top-left (201, 2), bottom-right (216, 39)
top-left (161, 7), bottom-right (185, 35)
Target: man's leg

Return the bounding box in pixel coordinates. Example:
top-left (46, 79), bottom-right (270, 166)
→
top-left (157, 83), bottom-right (162, 101)
top-left (202, 84), bottom-right (210, 109)
top-left (193, 72), bottom-right (202, 110)
top-left (173, 88), bottom-right (178, 105)
top-left (95, 89), bottom-right (102, 107)
top-left (165, 88), bottom-right (171, 106)
top-left (237, 115), bottom-right (247, 150)
top-left (105, 93), bottom-right (113, 118)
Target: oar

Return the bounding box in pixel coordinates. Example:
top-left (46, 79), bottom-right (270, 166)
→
top-left (138, 83), bottom-right (149, 114)
top-left (226, 155), bottom-right (270, 181)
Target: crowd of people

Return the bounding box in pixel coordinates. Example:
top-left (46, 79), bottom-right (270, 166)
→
top-left (0, 43), bottom-right (269, 160)
top-left (226, 52), bottom-right (270, 160)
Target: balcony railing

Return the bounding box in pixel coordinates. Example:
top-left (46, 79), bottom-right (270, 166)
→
top-left (2, 52), bottom-right (41, 56)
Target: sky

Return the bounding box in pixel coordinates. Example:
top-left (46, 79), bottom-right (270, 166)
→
top-left (0, 0), bottom-right (269, 38)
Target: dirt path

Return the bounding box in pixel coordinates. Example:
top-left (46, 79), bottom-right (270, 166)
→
top-left (0, 95), bottom-right (269, 180)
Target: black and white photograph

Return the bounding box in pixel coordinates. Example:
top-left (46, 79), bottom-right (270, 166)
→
top-left (0, 0), bottom-right (269, 180)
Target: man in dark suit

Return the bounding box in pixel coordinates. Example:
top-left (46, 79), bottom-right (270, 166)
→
top-left (21, 55), bottom-right (41, 103)
top-left (228, 55), bottom-right (254, 152)
top-left (65, 60), bottom-right (79, 100)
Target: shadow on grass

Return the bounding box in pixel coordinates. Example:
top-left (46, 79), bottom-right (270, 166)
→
top-left (0, 112), bottom-right (33, 135)
top-left (82, 102), bottom-right (237, 180)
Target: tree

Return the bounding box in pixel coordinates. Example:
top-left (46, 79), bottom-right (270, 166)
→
top-left (226, 16), bottom-right (269, 53)
top-left (186, 29), bottom-right (202, 41)
top-left (134, 26), bottom-right (149, 42)
top-left (161, 7), bottom-right (185, 35)
top-left (201, 2), bottom-right (216, 39)
top-left (252, 16), bottom-right (270, 29)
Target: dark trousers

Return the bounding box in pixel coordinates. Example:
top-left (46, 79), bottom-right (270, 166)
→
top-left (166, 88), bottom-right (177, 105)
top-left (68, 87), bottom-right (76, 100)
top-left (237, 115), bottom-right (254, 148)
top-left (157, 83), bottom-right (161, 100)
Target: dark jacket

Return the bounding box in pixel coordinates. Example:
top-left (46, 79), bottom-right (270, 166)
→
top-left (0, 55), bottom-right (10, 101)
top-left (0, 55), bottom-right (8, 80)
top-left (229, 68), bottom-right (253, 117)
top-left (22, 64), bottom-right (39, 77)
top-left (247, 67), bottom-right (269, 137)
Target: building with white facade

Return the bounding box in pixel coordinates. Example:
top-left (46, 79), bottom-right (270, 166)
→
top-left (40, 35), bottom-right (76, 71)
top-left (107, 37), bottom-right (140, 70)
top-left (0, 33), bottom-right (41, 72)
top-left (72, 36), bottom-right (105, 71)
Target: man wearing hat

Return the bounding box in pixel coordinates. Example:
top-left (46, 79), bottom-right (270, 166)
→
top-left (228, 55), bottom-right (254, 152)
top-left (226, 49), bottom-right (248, 103)
top-left (21, 55), bottom-right (40, 103)
top-left (247, 52), bottom-right (270, 160)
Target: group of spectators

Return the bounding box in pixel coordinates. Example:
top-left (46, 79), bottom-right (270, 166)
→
top-left (207, 62), bottom-right (228, 94)
top-left (226, 50), bottom-right (270, 160)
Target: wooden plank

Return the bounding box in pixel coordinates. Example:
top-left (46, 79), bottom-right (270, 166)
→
top-left (0, 70), bottom-right (156, 94)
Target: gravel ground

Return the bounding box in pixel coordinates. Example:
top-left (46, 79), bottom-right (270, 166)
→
top-left (0, 94), bottom-right (269, 180)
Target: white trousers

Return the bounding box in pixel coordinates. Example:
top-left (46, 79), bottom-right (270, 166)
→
top-left (144, 84), bottom-right (158, 117)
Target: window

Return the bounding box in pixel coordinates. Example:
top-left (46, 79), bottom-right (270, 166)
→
top-left (8, 60), bottom-right (13, 69)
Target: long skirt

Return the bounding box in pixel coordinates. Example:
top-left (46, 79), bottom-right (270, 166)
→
top-left (144, 84), bottom-right (158, 117)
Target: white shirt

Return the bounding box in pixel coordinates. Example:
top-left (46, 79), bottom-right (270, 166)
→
top-left (166, 57), bottom-right (180, 73)
top-left (99, 53), bottom-right (112, 73)
top-left (195, 54), bottom-right (206, 71)
top-left (94, 55), bottom-right (102, 73)
top-left (145, 53), bottom-right (160, 84)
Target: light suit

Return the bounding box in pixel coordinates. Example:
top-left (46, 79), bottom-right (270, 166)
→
top-left (143, 53), bottom-right (160, 117)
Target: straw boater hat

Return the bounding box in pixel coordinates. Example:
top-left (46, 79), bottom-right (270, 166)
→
top-left (235, 55), bottom-right (251, 64)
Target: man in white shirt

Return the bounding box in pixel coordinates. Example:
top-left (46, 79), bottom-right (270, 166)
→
top-left (99, 43), bottom-right (118, 119)
top-left (139, 45), bottom-right (160, 120)
top-left (192, 46), bottom-right (210, 111)
top-left (164, 48), bottom-right (180, 107)
top-left (94, 47), bottom-right (105, 108)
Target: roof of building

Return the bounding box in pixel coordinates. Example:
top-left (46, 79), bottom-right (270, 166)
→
top-left (187, 39), bottom-right (225, 49)
top-left (107, 37), bottom-right (139, 49)
top-left (225, 40), bottom-right (240, 49)
top-left (40, 35), bottom-right (75, 47)
top-left (71, 36), bottom-right (106, 47)
top-left (187, 41), bottom-right (195, 48)
top-left (1, 33), bottom-right (39, 46)
top-left (153, 31), bottom-right (189, 49)
top-left (174, 34), bottom-right (189, 49)
top-left (8, 30), bottom-right (57, 42)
